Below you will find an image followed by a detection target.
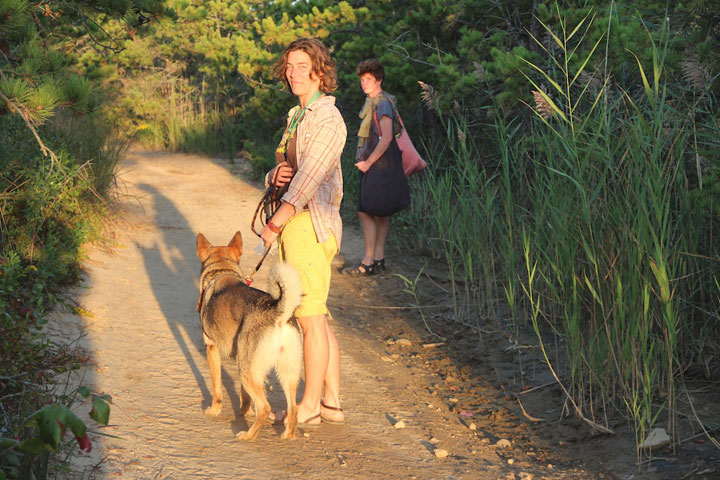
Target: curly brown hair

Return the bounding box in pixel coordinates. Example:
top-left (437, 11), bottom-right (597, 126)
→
top-left (274, 38), bottom-right (338, 93)
top-left (356, 59), bottom-right (385, 82)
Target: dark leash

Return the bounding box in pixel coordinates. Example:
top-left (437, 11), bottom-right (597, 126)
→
top-left (247, 186), bottom-right (280, 286)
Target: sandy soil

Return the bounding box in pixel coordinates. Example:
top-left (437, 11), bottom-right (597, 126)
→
top-left (47, 148), bottom-right (719, 479)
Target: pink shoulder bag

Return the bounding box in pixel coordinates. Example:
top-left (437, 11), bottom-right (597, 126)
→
top-left (373, 100), bottom-right (426, 177)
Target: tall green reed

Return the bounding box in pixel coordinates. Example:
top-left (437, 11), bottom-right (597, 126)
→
top-left (423, 115), bottom-right (502, 330)
top-left (411, 3), bottom-right (718, 460)
top-left (507, 5), bottom-right (719, 459)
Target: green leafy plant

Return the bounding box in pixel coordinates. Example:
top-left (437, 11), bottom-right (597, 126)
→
top-left (0, 387), bottom-right (111, 480)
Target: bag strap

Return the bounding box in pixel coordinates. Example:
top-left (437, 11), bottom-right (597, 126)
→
top-left (373, 110), bottom-right (382, 137)
top-left (372, 94), bottom-right (404, 139)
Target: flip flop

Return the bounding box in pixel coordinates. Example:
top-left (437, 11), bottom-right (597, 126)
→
top-left (271, 410), bottom-right (322, 428)
top-left (320, 401), bottom-right (345, 425)
top-left (297, 412), bottom-right (322, 429)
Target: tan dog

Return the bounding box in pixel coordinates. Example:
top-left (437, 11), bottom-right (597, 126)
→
top-left (196, 231), bottom-right (302, 440)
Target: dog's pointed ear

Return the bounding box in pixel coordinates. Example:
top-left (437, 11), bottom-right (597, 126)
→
top-left (196, 233), bottom-right (211, 258)
top-left (228, 231), bottom-right (243, 260)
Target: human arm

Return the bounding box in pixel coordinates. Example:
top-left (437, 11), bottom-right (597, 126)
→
top-left (260, 107), bottom-right (346, 246)
top-left (354, 114), bottom-right (392, 173)
top-left (260, 201), bottom-right (295, 247)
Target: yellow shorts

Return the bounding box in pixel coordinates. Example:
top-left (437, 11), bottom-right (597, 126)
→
top-left (279, 211), bottom-right (338, 317)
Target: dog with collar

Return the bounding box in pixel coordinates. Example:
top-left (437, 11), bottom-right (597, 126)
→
top-left (196, 231), bottom-right (302, 440)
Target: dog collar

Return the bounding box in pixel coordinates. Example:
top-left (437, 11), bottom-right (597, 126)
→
top-left (197, 288), bottom-right (205, 313)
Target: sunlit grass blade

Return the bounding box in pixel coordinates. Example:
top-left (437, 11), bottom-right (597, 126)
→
top-left (627, 50), bottom-right (655, 105)
top-left (520, 72), bottom-right (568, 122)
top-left (535, 15), bottom-right (565, 51)
top-left (567, 10), bottom-right (594, 42)
top-left (520, 57), bottom-right (567, 99)
top-left (571, 34), bottom-right (605, 87)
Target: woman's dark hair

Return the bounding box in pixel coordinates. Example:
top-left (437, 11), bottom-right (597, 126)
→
top-left (274, 38), bottom-right (338, 93)
top-left (356, 59), bottom-right (385, 82)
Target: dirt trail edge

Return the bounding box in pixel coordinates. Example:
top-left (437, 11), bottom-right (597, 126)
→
top-left (49, 149), bottom-right (606, 479)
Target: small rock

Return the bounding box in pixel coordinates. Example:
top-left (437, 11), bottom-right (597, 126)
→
top-left (394, 420), bottom-right (406, 429)
top-left (303, 432), bottom-right (310, 438)
top-left (391, 353), bottom-right (400, 359)
top-left (449, 397), bottom-right (459, 403)
top-left (429, 437), bottom-right (439, 444)
top-left (381, 355), bottom-right (393, 362)
top-left (469, 422), bottom-right (477, 431)
top-left (396, 338), bottom-right (412, 346)
top-left (426, 403), bottom-right (434, 408)
top-left (640, 428), bottom-right (670, 451)
top-left (519, 473), bottom-right (533, 480)
top-left (547, 464), bottom-right (553, 469)
top-left (508, 458), bottom-right (514, 465)
top-left (434, 449), bottom-right (449, 458)
top-left (481, 438), bottom-right (491, 445)
top-left (496, 438), bottom-right (512, 448)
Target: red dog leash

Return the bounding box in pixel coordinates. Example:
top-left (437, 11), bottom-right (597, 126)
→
top-left (245, 245), bottom-right (272, 286)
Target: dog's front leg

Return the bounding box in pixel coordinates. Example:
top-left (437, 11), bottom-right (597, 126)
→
top-left (204, 343), bottom-right (223, 416)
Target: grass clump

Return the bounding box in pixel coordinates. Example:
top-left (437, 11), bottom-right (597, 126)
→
top-left (0, 111), bottom-right (120, 479)
top-left (407, 5), bottom-right (719, 459)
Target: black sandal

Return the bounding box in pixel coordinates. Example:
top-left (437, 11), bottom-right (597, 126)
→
top-left (372, 258), bottom-right (386, 273)
top-left (342, 262), bottom-right (375, 275)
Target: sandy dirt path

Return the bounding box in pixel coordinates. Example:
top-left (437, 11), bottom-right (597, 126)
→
top-left (48, 149), bottom-right (600, 479)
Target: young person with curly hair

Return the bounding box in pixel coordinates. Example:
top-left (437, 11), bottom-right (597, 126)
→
top-left (260, 37), bottom-right (347, 427)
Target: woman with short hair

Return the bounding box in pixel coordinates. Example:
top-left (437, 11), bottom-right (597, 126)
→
top-left (343, 59), bottom-right (396, 276)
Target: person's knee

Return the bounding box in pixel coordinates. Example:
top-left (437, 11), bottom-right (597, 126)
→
top-left (297, 314), bottom-right (328, 334)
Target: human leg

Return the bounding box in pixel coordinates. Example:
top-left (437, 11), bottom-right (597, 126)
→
top-left (278, 212), bottom-right (340, 425)
top-left (373, 215), bottom-right (389, 263)
top-left (296, 314), bottom-right (329, 424)
top-left (358, 211), bottom-right (377, 266)
top-left (320, 320), bottom-right (344, 423)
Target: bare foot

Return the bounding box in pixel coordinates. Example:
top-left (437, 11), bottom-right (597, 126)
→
top-left (296, 405), bottom-right (321, 427)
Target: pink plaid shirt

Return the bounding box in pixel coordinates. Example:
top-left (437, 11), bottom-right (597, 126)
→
top-left (268, 95), bottom-right (346, 248)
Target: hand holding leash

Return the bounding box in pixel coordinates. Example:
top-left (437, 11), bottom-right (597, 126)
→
top-left (271, 162), bottom-right (293, 187)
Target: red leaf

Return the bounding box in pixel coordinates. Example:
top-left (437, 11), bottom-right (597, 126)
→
top-left (75, 433), bottom-right (92, 452)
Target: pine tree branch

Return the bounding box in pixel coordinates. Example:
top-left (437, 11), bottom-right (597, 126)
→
top-left (0, 64), bottom-right (63, 173)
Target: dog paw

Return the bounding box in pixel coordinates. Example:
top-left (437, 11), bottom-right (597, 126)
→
top-left (204, 404), bottom-right (222, 416)
top-left (235, 430), bottom-right (257, 441)
top-left (280, 429), bottom-right (296, 440)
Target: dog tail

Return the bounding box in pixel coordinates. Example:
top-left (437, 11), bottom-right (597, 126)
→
top-left (268, 262), bottom-right (302, 325)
